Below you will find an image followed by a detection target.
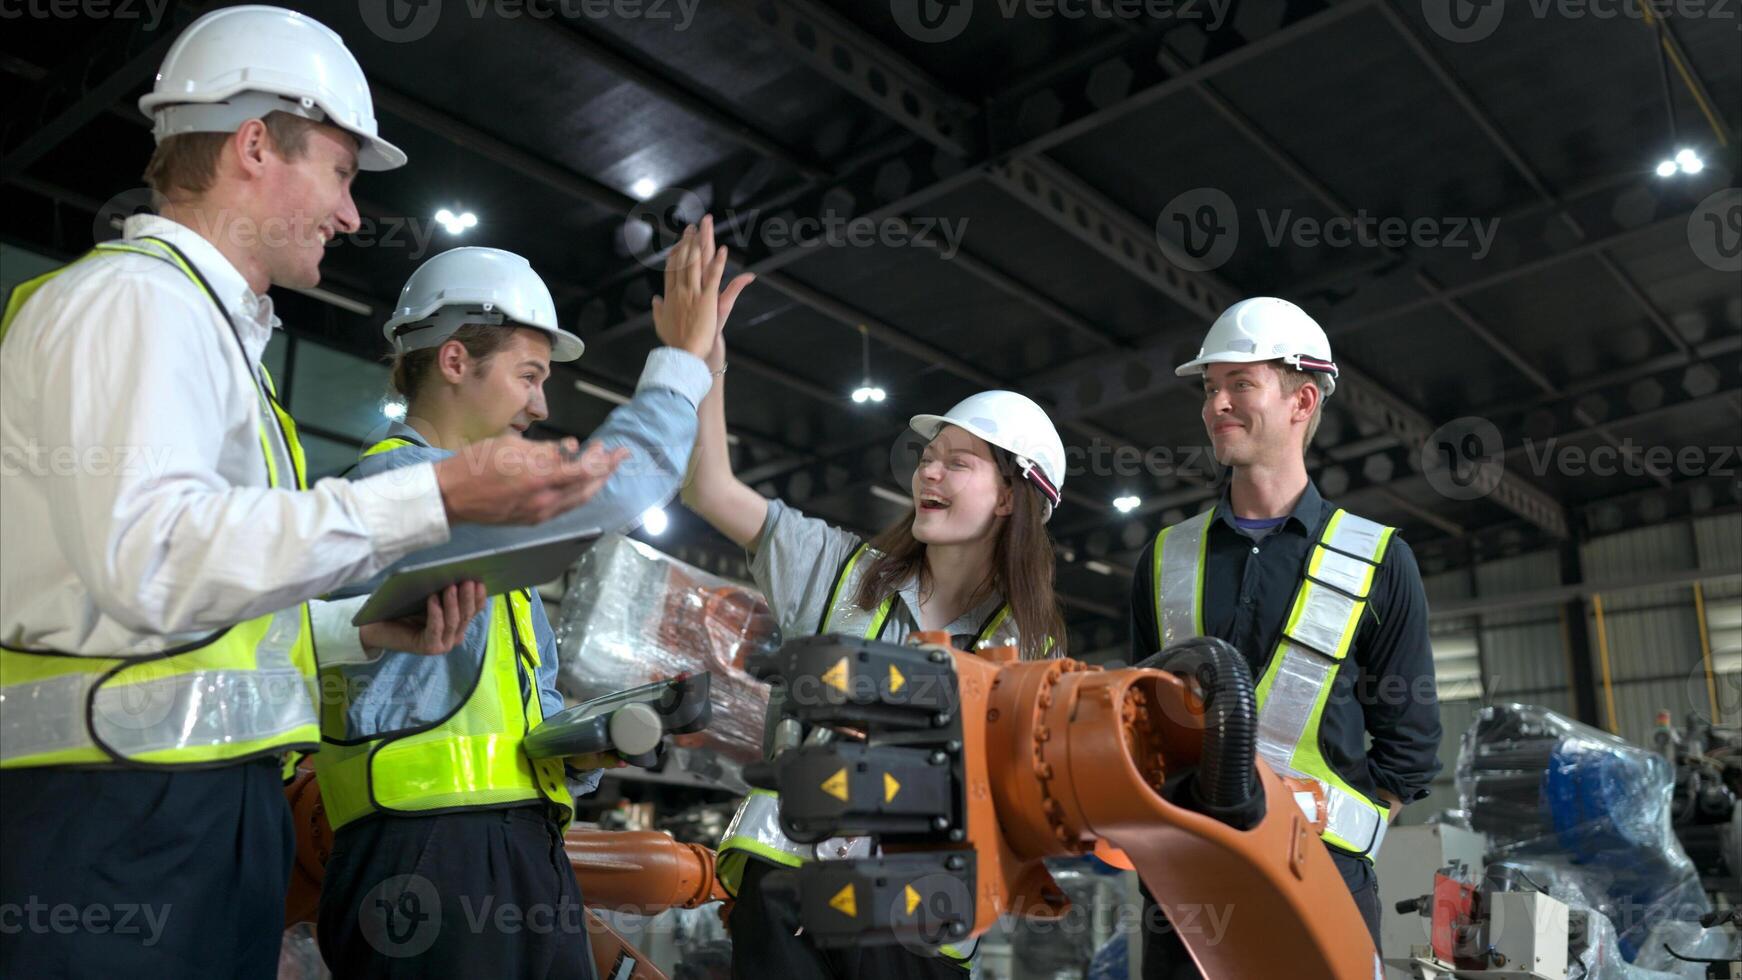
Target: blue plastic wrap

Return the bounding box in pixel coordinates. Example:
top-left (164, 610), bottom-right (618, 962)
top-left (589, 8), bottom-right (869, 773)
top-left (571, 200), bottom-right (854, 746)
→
top-left (1458, 703), bottom-right (1737, 977)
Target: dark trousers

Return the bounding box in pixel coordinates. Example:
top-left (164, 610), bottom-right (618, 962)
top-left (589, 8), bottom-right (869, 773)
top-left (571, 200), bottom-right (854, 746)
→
top-left (0, 759), bottom-right (294, 979)
top-left (1139, 848), bottom-right (1382, 980)
top-left (317, 804), bottom-right (595, 980)
top-left (728, 855), bottom-right (968, 980)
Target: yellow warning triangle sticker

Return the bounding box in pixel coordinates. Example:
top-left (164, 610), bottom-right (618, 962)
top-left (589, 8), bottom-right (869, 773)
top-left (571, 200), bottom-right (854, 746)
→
top-left (884, 771), bottom-right (901, 804)
top-left (829, 883), bottom-right (858, 918)
top-left (904, 884), bottom-right (921, 916)
top-left (822, 767), bottom-right (849, 802)
top-left (821, 657), bottom-right (849, 693)
top-left (888, 664), bottom-right (906, 694)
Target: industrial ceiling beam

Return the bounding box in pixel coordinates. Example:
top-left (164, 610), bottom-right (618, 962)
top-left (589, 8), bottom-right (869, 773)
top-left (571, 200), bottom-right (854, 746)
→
top-left (0, 12), bottom-right (187, 183)
top-left (1373, 1), bottom-right (1694, 359)
top-left (581, 0), bottom-right (1368, 347)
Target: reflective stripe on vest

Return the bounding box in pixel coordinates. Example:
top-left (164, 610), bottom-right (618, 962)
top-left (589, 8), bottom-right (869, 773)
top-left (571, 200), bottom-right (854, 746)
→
top-left (1151, 507), bottom-right (1396, 860)
top-left (0, 238), bottom-right (319, 769)
top-left (0, 234), bottom-right (318, 765)
top-left (312, 439), bottom-right (572, 830)
top-left (717, 544), bottom-right (1021, 962)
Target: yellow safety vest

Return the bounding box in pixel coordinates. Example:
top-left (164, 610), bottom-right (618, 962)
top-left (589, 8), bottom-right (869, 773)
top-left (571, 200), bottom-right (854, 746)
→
top-left (0, 237), bottom-right (319, 769)
top-left (1151, 506), bottom-right (1396, 860)
top-left (311, 437), bottom-right (574, 831)
top-left (717, 544), bottom-right (1034, 963)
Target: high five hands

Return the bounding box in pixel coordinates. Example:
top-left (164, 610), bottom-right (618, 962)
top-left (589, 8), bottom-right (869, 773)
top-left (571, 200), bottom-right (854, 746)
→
top-left (651, 214), bottom-right (755, 365)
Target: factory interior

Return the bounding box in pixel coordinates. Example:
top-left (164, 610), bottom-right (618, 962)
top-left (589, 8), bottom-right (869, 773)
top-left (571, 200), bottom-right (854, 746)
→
top-left (0, 1), bottom-right (1739, 978)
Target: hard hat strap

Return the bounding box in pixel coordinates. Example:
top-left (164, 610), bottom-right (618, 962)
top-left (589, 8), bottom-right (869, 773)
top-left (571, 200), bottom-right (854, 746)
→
top-left (1285, 353), bottom-right (1337, 375)
top-left (1016, 457), bottom-right (1061, 509)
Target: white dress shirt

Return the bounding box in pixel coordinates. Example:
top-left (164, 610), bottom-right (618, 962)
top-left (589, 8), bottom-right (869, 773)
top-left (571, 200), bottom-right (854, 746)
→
top-left (0, 215), bottom-right (450, 660)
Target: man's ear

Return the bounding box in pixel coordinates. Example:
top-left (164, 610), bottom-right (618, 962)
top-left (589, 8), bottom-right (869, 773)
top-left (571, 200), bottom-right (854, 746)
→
top-left (436, 339), bottom-right (470, 384)
top-left (231, 118), bottom-right (272, 177)
top-left (1294, 377), bottom-right (1321, 424)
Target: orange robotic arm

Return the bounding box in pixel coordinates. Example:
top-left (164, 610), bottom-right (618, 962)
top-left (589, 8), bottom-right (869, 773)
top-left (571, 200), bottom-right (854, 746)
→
top-left (745, 631), bottom-right (1378, 980)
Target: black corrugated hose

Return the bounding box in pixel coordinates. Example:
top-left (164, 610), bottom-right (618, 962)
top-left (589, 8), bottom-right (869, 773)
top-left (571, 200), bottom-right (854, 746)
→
top-left (1138, 636), bottom-right (1266, 830)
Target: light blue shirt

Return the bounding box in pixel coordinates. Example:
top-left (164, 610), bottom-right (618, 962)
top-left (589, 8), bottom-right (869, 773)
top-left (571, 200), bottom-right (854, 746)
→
top-left (321, 348), bottom-right (713, 796)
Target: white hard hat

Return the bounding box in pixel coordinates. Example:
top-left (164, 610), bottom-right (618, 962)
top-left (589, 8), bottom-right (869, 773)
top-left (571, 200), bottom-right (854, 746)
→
top-left (383, 247), bottom-right (584, 362)
top-left (909, 390), bottom-right (1066, 521)
top-left (1174, 297), bottom-right (1339, 397)
top-left (138, 5), bottom-right (406, 172)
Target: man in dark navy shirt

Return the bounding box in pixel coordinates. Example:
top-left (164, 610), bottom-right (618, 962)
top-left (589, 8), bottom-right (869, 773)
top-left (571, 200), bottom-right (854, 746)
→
top-left (1128, 298), bottom-right (1441, 979)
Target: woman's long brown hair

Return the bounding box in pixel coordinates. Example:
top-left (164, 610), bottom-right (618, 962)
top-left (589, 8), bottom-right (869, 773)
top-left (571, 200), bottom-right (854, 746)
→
top-left (850, 446), bottom-right (1065, 660)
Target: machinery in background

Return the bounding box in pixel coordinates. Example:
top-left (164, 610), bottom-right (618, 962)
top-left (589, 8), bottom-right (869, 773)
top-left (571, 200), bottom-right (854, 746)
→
top-left (1368, 702), bottom-right (1742, 980)
top-left (1652, 712), bottom-right (1742, 902)
top-left (1458, 703), bottom-right (1722, 971)
top-left (1391, 861), bottom-right (1741, 980)
top-left (553, 534), bottom-right (781, 773)
top-left (1377, 823), bottom-right (1490, 980)
top-left (525, 673), bottom-right (713, 767)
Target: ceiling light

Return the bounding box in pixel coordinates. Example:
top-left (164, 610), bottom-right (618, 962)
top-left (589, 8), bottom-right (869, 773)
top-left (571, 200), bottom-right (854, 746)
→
top-left (631, 177), bottom-right (658, 199)
top-left (1113, 495), bottom-right (1141, 513)
top-left (435, 208), bottom-right (478, 234)
top-left (641, 506), bottom-right (668, 536)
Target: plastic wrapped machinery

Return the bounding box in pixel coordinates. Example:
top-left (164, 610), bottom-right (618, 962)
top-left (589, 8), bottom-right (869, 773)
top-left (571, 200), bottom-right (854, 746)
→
top-left (552, 534), bottom-right (780, 770)
top-left (1458, 703), bottom-right (1737, 977)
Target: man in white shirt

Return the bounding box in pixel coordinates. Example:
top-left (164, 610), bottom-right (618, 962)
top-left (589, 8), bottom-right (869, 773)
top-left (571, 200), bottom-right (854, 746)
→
top-left (0, 7), bottom-right (625, 976)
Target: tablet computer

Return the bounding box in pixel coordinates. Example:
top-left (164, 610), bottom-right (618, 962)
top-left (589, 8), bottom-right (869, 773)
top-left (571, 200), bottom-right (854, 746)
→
top-left (350, 528), bottom-right (602, 626)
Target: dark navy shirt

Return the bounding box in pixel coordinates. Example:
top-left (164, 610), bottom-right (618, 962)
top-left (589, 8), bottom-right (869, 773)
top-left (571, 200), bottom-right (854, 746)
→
top-left (1128, 480), bottom-right (1443, 811)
